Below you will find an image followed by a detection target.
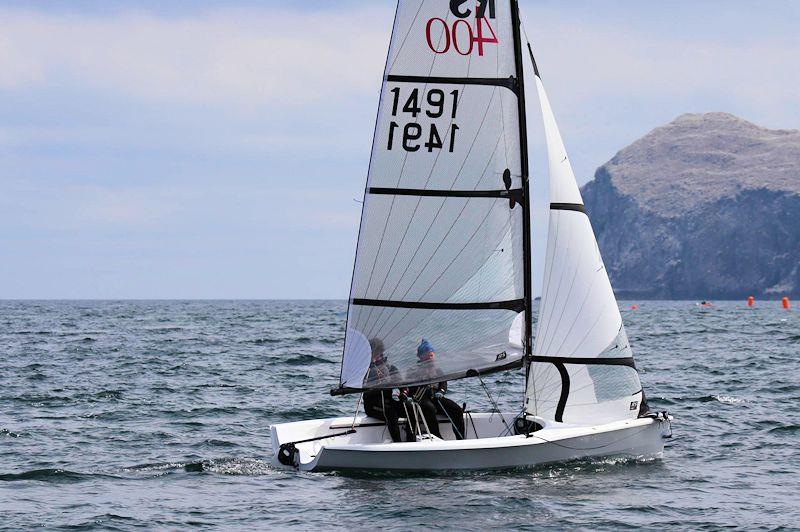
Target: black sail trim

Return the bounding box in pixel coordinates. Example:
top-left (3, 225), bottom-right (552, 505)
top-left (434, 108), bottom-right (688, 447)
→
top-left (331, 358), bottom-right (524, 396)
top-left (386, 74), bottom-right (518, 94)
top-left (351, 298), bottom-right (525, 312)
top-left (553, 362), bottom-right (570, 422)
top-left (526, 42), bottom-right (541, 78)
top-left (550, 202), bottom-right (586, 213)
top-left (534, 356), bottom-right (637, 422)
top-left (368, 187), bottom-right (523, 201)
top-left (530, 355), bottom-right (636, 368)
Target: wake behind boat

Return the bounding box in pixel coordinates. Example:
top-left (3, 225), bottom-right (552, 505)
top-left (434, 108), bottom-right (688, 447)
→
top-left (271, 0), bottom-right (672, 472)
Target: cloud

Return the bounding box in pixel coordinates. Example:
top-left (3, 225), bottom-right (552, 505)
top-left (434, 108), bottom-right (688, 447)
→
top-left (1, 2), bottom-right (797, 109)
top-left (1, 3), bottom-right (797, 122)
top-left (0, 6), bottom-right (393, 108)
top-left (524, 8), bottom-right (800, 122)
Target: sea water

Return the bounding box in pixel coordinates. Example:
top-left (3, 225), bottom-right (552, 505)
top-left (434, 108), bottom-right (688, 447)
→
top-left (1, 300), bottom-right (798, 529)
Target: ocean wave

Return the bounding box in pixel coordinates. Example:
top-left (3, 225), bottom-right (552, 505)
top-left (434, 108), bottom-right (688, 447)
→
top-left (767, 424), bottom-right (800, 435)
top-left (123, 457), bottom-right (272, 476)
top-left (693, 395), bottom-right (746, 404)
top-left (253, 337), bottom-right (281, 344)
top-left (269, 354), bottom-right (334, 366)
top-left (712, 395), bottom-right (746, 404)
top-left (0, 468), bottom-right (114, 483)
top-left (62, 513), bottom-right (139, 530)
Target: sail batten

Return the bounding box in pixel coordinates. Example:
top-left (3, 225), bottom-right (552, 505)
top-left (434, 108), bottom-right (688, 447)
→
top-left (387, 74), bottom-right (519, 92)
top-left (351, 298), bottom-right (525, 311)
top-left (337, 0), bottom-right (531, 393)
top-left (369, 187), bottom-right (524, 199)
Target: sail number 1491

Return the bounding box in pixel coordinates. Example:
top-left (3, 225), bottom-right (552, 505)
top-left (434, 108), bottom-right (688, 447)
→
top-left (387, 88), bottom-right (459, 153)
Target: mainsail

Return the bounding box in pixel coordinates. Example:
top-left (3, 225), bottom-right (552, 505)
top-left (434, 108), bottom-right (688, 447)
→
top-left (336, 0), bottom-right (532, 393)
top-left (525, 63), bottom-right (645, 424)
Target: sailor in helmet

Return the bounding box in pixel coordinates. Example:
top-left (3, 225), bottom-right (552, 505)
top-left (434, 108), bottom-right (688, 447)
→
top-left (404, 339), bottom-right (465, 440)
top-left (362, 338), bottom-right (403, 442)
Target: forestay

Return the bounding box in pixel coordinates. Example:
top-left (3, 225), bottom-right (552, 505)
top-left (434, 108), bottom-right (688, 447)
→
top-left (337, 0), bottom-right (531, 393)
top-left (525, 70), bottom-right (645, 424)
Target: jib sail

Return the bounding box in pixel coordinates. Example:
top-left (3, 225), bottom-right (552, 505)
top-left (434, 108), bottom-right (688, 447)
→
top-left (524, 67), bottom-right (646, 424)
top-left (335, 0), bottom-right (532, 393)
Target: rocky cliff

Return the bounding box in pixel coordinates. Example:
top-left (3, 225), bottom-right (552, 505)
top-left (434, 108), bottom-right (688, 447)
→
top-left (582, 112), bottom-right (800, 299)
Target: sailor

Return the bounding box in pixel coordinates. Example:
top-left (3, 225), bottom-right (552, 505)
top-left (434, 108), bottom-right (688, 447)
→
top-left (405, 339), bottom-right (465, 440)
top-left (362, 338), bottom-right (403, 443)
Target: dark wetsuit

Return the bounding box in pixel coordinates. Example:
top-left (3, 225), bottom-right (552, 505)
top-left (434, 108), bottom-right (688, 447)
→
top-left (362, 361), bottom-right (403, 443)
top-left (408, 381), bottom-right (465, 440)
top-left (406, 361), bottom-right (465, 441)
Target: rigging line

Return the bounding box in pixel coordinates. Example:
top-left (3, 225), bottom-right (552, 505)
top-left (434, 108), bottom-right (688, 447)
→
top-left (358, 12), bottom-right (451, 333)
top-left (499, 408), bottom-right (526, 438)
top-left (519, 19), bottom-right (542, 81)
top-left (492, 374), bottom-right (510, 420)
top-left (361, 84), bottom-right (471, 339)
top-left (519, 19), bottom-right (534, 56)
top-left (477, 373), bottom-right (510, 430)
top-left (434, 397), bottom-right (464, 440)
top-left (415, 401), bottom-right (434, 438)
top-left (363, 91), bottom-right (500, 339)
top-left (350, 393), bottom-right (363, 431)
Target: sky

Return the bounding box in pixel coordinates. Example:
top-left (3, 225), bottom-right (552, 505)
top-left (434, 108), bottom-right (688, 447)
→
top-left (1, 0), bottom-right (799, 299)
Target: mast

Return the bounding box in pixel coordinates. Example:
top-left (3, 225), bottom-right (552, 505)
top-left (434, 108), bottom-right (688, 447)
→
top-left (510, 0), bottom-right (533, 389)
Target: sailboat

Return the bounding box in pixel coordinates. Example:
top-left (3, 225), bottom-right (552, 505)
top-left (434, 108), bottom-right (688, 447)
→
top-left (271, 0), bottom-right (672, 472)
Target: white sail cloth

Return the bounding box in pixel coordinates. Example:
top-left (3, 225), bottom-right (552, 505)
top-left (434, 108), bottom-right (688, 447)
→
top-left (339, 0), bottom-right (528, 390)
top-left (526, 76), bottom-right (644, 424)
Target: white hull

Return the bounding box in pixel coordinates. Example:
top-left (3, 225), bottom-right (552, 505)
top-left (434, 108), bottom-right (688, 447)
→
top-left (271, 413), bottom-right (672, 472)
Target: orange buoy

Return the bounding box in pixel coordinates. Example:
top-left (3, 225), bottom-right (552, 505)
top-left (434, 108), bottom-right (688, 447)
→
top-left (782, 296), bottom-right (790, 310)
top-left (630, 304), bottom-right (638, 310)
top-left (747, 296), bottom-right (754, 307)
